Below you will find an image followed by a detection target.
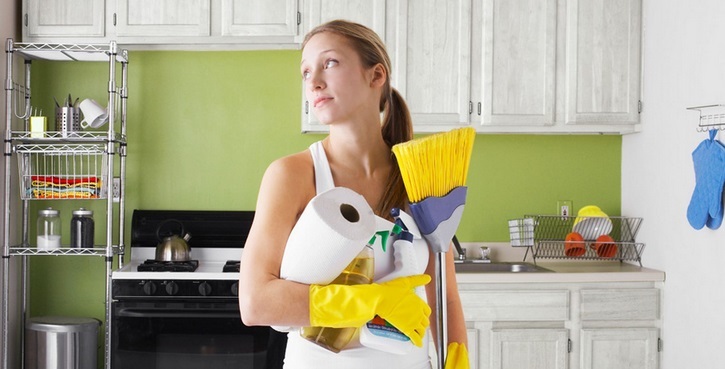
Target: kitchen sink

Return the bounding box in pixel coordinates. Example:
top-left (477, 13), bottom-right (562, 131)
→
top-left (454, 261), bottom-right (553, 273)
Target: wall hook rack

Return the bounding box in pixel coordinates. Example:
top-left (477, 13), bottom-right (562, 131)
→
top-left (686, 104), bottom-right (725, 132)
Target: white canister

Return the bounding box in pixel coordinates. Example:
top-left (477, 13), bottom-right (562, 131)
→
top-left (37, 208), bottom-right (61, 249)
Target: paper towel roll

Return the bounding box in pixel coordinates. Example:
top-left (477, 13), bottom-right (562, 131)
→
top-left (279, 186), bottom-right (376, 285)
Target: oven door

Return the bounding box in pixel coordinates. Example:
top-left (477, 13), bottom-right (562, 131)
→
top-left (112, 299), bottom-right (286, 369)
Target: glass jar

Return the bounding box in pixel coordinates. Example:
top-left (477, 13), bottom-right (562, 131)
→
top-left (37, 207), bottom-right (61, 250)
top-left (70, 208), bottom-right (94, 248)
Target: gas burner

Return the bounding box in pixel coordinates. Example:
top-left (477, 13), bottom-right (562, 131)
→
top-left (137, 259), bottom-right (199, 272)
top-left (223, 260), bottom-right (240, 273)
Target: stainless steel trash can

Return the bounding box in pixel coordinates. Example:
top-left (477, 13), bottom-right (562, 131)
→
top-left (25, 316), bottom-right (100, 369)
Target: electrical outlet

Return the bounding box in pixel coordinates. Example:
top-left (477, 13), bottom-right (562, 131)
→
top-left (557, 200), bottom-right (572, 218)
top-left (112, 177), bottom-right (121, 202)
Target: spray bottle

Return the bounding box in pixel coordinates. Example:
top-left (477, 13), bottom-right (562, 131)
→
top-left (359, 208), bottom-right (421, 354)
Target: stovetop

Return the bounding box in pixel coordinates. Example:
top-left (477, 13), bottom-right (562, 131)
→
top-left (111, 210), bottom-right (253, 299)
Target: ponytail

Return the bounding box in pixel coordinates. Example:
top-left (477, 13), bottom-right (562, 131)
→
top-left (377, 88), bottom-right (412, 216)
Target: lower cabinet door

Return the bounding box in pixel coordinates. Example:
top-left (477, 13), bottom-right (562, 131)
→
top-left (491, 328), bottom-right (569, 369)
top-left (580, 328), bottom-right (659, 369)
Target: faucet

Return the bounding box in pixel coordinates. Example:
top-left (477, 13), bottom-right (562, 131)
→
top-left (452, 235), bottom-right (466, 262)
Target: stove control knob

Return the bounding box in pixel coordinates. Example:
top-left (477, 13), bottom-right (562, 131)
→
top-left (198, 282), bottom-right (212, 296)
top-left (142, 281), bottom-right (157, 296)
top-left (231, 282), bottom-right (239, 296)
top-left (165, 281), bottom-right (179, 296)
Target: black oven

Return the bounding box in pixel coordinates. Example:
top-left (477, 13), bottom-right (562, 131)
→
top-left (111, 298), bottom-right (286, 369)
top-left (111, 210), bottom-right (286, 369)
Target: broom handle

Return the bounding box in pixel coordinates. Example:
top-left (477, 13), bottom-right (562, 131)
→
top-left (435, 251), bottom-right (448, 369)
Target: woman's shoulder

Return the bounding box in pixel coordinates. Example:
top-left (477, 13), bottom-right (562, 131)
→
top-left (265, 150), bottom-right (313, 181)
top-left (258, 149), bottom-right (315, 203)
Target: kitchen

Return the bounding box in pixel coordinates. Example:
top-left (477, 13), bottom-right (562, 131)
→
top-left (0, 0), bottom-right (724, 368)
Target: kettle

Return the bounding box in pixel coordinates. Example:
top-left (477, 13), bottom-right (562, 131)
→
top-left (155, 219), bottom-right (192, 262)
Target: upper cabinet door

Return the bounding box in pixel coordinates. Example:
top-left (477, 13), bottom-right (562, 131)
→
top-left (478, 0), bottom-right (557, 127)
top-left (115, 0), bottom-right (211, 37)
top-left (389, 0), bottom-right (472, 132)
top-left (301, 0), bottom-right (386, 38)
top-left (565, 0), bottom-right (642, 125)
top-left (24, 0), bottom-right (105, 39)
top-left (221, 0), bottom-right (299, 38)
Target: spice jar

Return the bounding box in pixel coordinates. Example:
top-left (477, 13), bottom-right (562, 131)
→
top-left (37, 207), bottom-right (61, 249)
top-left (70, 208), bottom-right (94, 248)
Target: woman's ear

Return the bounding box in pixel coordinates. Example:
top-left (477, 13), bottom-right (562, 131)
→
top-left (370, 63), bottom-right (387, 87)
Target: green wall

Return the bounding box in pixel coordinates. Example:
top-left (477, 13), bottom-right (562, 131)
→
top-left (24, 50), bottom-right (621, 321)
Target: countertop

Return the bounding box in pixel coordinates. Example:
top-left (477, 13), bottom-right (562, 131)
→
top-left (455, 261), bottom-right (665, 284)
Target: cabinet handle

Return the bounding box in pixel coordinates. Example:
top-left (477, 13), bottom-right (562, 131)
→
top-left (469, 101), bottom-right (472, 115)
top-left (24, 14), bottom-right (28, 27)
top-left (478, 102), bottom-right (482, 116)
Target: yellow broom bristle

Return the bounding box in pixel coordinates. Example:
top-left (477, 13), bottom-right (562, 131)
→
top-left (392, 127), bottom-right (476, 203)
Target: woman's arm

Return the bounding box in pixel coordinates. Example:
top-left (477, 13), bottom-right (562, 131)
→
top-left (238, 153), bottom-right (315, 327)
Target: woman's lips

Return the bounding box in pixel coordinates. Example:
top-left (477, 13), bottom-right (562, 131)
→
top-left (313, 96), bottom-right (332, 108)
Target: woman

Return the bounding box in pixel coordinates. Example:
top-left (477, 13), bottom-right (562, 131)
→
top-left (239, 20), bottom-right (468, 368)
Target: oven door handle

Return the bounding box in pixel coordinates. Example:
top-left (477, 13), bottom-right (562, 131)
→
top-left (116, 308), bottom-right (241, 319)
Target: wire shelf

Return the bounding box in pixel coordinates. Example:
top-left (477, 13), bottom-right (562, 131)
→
top-left (10, 130), bottom-right (126, 143)
top-left (9, 246), bottom-right (120, 256)
top-left (12, 42), bottom-right (128, 63)
top-left (509, 215), bottom-right (645, 265)
top-left (16, 143), bottom-right (108, 200)
top-left (686, 104), bottom-right (725, 132)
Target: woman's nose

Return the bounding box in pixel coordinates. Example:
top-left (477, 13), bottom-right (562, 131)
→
top-left (306, 71), bottom-right (325, 91)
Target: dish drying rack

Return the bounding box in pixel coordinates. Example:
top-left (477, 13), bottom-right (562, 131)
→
top-left (687, 104), bottom-right (725, 131)
top-left (509, 215), bottom-right (645, 265)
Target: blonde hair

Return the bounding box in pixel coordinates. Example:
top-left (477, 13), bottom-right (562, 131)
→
top-left (303, 20), bottom-right (413, 217)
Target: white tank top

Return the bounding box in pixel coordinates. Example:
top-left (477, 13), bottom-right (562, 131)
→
top-left (282, 141), bottom-right (432, 369)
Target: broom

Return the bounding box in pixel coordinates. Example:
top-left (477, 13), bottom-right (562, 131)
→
top-left (391, 127), bottom-right (475, 369)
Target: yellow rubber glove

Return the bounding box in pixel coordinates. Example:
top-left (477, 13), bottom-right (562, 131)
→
top-left (445, 342), bottom-right (470, 369)
top-left (309, 274), bottom-right (431, 347)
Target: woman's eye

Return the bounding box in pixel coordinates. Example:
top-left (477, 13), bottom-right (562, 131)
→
top-left (324, 59), bottom-right (338, 69)
top-left (302, 70), bottom-right (311, 80)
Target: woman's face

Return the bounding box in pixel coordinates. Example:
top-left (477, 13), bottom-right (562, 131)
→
top-left (301, 32), bottom-right (378, 125)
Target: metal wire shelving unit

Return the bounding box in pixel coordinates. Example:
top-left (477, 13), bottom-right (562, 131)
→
top-left (2, 40), bottom-right (128, 369)
top-left (509, 215), bottom-right (646, 266)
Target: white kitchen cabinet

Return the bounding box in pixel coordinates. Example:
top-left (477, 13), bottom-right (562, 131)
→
top-left (114, 0), bottom-right (211, 37)
top-left (580, 328), bottom-right (659, 369)
top-left (473, 0), bottom-right (642, 133)
top-left (491, 329), bottom-right (569, 369)
top-left (220, 0), bottom-right (299, 39)
top-left (564, 0), bottom-right (642, 127)
top-left (476, 0), bottom-right (557, 127)
top-left (387, 0), bottom-right (472, 132)
top-left (300, 0), bottom-right (387, 132)
top-left (23, 0), bottom-right (301, 46)
top-left (458, 282), bottom-right (662, 369)
top-left (23, 0), bottom-right (106, 39)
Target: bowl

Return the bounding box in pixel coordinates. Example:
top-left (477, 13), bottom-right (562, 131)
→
top-left (573, 205), bottom-right (612, 240)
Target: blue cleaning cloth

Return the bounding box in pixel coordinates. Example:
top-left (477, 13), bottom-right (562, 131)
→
top-left (687, 130), bottom-right (725, 230)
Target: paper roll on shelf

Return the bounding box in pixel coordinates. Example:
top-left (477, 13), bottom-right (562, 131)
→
top-left (279, 186), bottom-right (376, 285)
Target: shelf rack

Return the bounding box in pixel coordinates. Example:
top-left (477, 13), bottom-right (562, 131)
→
top-left (509, 215), bottom-right (646, 266)
top-left (686, 104), bottom-right (725, 131)
top-left (2, 40), bottom-right (128, 369)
